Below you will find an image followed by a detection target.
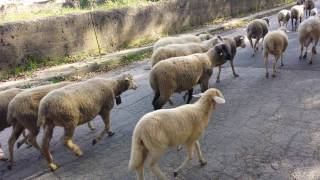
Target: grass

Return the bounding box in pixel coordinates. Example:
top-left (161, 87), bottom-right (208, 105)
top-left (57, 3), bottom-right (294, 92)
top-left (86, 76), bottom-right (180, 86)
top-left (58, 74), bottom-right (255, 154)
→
top-left (0, 0), bottom-right (159, 24)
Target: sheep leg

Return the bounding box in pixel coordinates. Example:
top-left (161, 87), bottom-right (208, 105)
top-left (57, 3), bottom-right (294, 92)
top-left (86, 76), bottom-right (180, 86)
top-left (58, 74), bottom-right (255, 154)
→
top-left (230, 60), bottom-right (239, 78)
top-left (264, 52), bottom-right (269, 78)
top-left (63, 126), bottom-right (83, 156)
top-left (311, 39), bottom-right (319, 64)
top-left (303, 45), bottom-right (309, 59)
top-left (254, 38), bottom-right (260, 53)
top-left (136, 166), bottom-right (145, 180)
top-left (291, 18), bottom-right (294, 31)
top-left (27, 135), bottom-right (40, 151)
top-left (42, 124), bottom-right (58, 171)
top-left (152, 91), bottom-right (160, 107)
top-left (7, 123), bottom-right (24, 170)
top-left (216, 65), bottom-right (222, 83)
top-left (299, 44), bottom-right (304, 60)
top-left (87, 122), bottom-right (95, 131)
top-left (93, 111), bottom-right (114, 145)
top-left (174, 143), bottom-right (194, 177)
top-left (154, 90), bottom-right (173, 110)
top-left (280, 53), bottom-right (284, 67)
top-left (272, 56), bottom-right (279, 78)
top-left (146, 152), bottom-right (167, 180)
top-left (195, 141), bottom-right (207, 166)
top-left (249, 38), bottom-right (255, 57)
top-left (186, 88), bottom-right (193, 104)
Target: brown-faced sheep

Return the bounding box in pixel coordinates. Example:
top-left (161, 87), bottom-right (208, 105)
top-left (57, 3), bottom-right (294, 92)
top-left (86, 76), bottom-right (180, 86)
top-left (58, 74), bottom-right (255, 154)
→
top-left (278, 9), bottom-right (291, 27)
top-left (150, 43), bottom-right (231, 110)
top-left (304, 0), bottom-right (315, 17)
top-left (153, 34), bottom-right (208, 51)
top-left (246, 18), bottom-right (270, 56)
top-left (291, 5), bottom-right (304, 31)
top-left (216, 35), bottom-right (246, 83)
top-left (38, 74), bottom-right (137, 171)
top-left (151, 36), bottom-right (223, 66)
top-left (298, 16), bottom-right (320, 64)
top-left (128, 88), bottom-right (225, 180)
top-left (263, 29), bottom-right (288, 78)
top-left (7, 82), bottom-right (73, 170)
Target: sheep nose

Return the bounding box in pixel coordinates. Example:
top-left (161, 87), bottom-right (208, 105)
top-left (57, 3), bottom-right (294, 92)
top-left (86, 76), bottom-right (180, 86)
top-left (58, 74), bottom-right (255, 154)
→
top-left (132, 82), bottom-right (138, 90)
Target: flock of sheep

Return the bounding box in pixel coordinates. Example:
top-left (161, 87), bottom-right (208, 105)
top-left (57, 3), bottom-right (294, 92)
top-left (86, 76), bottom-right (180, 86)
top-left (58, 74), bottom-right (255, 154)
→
top-left (0, 0), bottom-right (319, 179)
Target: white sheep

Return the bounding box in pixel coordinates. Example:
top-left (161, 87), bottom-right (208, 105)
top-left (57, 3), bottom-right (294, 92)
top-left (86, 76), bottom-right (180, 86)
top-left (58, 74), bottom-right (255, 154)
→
top-left (246, 18), bottom-right (270, 56)
top-left (150, 43), bottom-right (231, 110)
top-left (151, 36), bottom-right (223, 66)
top-left (278, 9), bottom-right (291, 27)
top-left (311, 8), bottom-right (318, 16)
top-left (153, 34), bottom-right (208, 51)
top-left (128, 88), bottom-right (225, 180)
top-left (263, 29), bottom-right (288, 78)
top-left (291, 5), bottom-right (304, 31)
top-left (298, 16), bottom-right (320, 64)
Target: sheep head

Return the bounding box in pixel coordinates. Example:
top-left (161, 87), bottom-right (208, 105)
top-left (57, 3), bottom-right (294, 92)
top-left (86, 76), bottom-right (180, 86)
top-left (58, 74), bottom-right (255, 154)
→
top-left (214, 43), bottom-right (232, 61)
top-left (193, 88), bottom-right (225, 104)
top-left (235, 35), bottom-right (246, 48)
top-left (119, 74), bottom-right (138, 90)
top-left (262, 17), bottom-right (270, 26)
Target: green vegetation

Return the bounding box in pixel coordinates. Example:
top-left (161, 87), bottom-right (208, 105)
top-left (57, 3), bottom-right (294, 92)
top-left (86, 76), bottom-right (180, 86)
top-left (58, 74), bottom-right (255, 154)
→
top-left (0, 0), bottom-right (160, 24)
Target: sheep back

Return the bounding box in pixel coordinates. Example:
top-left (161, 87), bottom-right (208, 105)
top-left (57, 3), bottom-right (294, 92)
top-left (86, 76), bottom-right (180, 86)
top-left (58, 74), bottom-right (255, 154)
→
top-left (247, 19), bottom-right (268, 39)
top-left (263, 30), bottom-right (288, 55)
top-left (153, 34), bottom-right (201, 51)
top-left (298, 16), bottom-right (320, 44)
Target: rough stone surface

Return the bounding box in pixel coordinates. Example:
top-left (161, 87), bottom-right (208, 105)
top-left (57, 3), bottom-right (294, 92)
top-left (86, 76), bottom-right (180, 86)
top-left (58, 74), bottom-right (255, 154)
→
top-left (0, 0), bottom-right (291, 69)
top-left (2, 1), bottom-right (320, 180)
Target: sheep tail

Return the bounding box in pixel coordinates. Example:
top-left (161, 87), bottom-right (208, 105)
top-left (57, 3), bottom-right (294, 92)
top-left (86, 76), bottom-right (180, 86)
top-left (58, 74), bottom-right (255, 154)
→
top-left (128, 135), bottom-right (146, 171)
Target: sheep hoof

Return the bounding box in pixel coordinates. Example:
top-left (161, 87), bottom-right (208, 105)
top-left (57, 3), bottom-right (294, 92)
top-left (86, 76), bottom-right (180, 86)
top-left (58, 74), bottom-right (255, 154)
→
top-left (216, 79), bottom-right (220, 83)
top-left (309, 61), bottom-right (313, 64)
top-left (281, 63), bottom-right (284, 67)
top-left (92, 139), bottom-right (97, 145)
top-left (266, 73), bottom-right (269, 79)
top-left (173, 171), bottom-right (178, 177)
top-left (49, 163), bottom-right (59, 171)
top-left (303, 54), bottom-right (307, 59)
top-left (200, 161), bottom-right (207, 166)
top-left (251, 53), bottom-right (255, 57)
top-left (272, 74), bottom-right (276, 78)
top-left (74, 149), bottom-right (83, 156)
top-left (108, 131), bottom-right (115, 137)
top-left (234, 74), bottom-right (239, 78)
top-left (299, 55), bottom-right (302, 60)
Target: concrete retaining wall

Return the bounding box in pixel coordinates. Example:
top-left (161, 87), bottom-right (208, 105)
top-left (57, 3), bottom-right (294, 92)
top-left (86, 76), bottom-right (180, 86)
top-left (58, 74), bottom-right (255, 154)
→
top-left (0, 0), bottom-right (291, 69)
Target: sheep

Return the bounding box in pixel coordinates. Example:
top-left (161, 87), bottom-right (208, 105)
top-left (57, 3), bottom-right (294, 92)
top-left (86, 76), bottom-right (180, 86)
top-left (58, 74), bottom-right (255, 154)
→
top-left (37, 74), bottom-right (137, 171)
top-left (263, 29), bottom-right (289, 78)
top-left (246, 18), bottom-right (270, 57)
top-left (304, 0), bottom-right (315, 17)
top-left (151, 36), bottom-right (223, 66)
top-left (298, 16), bottom-right (320, 64)
top-left (128, 88), bottom-right (226, 180)
top-left (197, 33), bottom-right (214, 41)
top-left (216, 35), bottom-right (246, 83)
top-left (311, 8), bottom-right (318, 16)
top-left (6, 82), bottom-right (76, 169)
top-left (153, 34), bottom-right (207, 51)
top-left (278, 9), bottom-right (291, 27)
top-left (291, 5), bottom-right (304, 31)
top-left (149, 43), bottom-right (231, 110)
top-left (0, 88), bottom-right (23, 132)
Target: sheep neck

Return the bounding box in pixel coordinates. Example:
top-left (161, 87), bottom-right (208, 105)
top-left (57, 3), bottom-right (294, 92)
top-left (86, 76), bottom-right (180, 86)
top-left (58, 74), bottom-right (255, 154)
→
top-left (195, 96), bottom-right (215, 124)
top-left (111, 79), bottom-right (128, 96)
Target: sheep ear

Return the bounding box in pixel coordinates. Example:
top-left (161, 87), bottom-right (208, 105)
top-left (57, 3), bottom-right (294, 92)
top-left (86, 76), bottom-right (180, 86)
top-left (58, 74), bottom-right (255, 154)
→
top-left (192, 93), bottom-right (204, 98)
top-left (213, 96), bottom-right (225, 104)
top-left (217, 35), bottom-right (223, 41)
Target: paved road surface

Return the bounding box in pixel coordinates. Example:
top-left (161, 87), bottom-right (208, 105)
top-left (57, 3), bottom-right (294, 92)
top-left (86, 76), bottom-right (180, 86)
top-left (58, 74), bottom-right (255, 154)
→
top-left (2, 3), bottom-right (320, 180)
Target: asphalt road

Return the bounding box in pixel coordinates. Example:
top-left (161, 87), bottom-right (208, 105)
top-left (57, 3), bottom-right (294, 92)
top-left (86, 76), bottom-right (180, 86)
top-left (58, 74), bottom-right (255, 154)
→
top-left (2, 2), bottom-right (320, 180)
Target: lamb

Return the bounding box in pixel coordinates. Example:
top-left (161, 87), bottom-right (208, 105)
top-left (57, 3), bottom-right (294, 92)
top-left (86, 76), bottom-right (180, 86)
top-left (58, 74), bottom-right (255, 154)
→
top-left (216, 35), bottom-right (246, 83)
top-left (311, 8), bottom-right (318, 16)
top-left (0, 88), bottom-right (23, 132)
top-left (151, 36), bottom-right (223, 66)
top-left (291, 5), bottom-right (304, 31)
top-left (263, 29), bottom-right (288, 78)
top-left (37, 74), bottom-right (137, 171)
top-left (304, 0), bottom-right (315, 17)
top-left (153, 34), bottom-right (209, 51)
top-left (298, 16), bottom-right (320, 64)
top-left (149, 43), bottom-right (231, 110)
top-left (278, 9), bottom-right (291, 27)
top-left (128, 88), bottom-right (225, 180)
top-left (7, 82), bottom-right (75, 169)
top-left (246, 18), bottom-right (270, 56)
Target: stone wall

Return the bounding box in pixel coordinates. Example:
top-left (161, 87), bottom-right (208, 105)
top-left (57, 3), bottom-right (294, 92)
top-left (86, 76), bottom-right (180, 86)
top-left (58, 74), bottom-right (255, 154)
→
top-left (0, 0), bottom-right (291, 70)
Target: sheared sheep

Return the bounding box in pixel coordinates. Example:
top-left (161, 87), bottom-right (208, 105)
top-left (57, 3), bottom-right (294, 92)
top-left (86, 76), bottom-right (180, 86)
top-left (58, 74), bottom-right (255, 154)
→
top-left (7, 82), bottom-right (73, 170)
top-left (298, 16), bottom-right (320, 64)
top-left (278, 9), bottom-right (291, 27)
top-left (246, 18), bottom-right (270, 56)
top-left (150, 43), bottom-right (231, 110)
top-left (153, 34), bottom-right (207, 51)
top-left (291, 5), bottom-right (304, 31)
top-left (263, 29), bottom-right (288, 78)
top-left (151, 36), bottom-right (223, 66)
top-left (38, 74), bottom-right (137, 171)
top-left (311, 8), bottom-right (318, 16)
top-left (128, 88), bottom-right (225, 180)
top-left (216, 35), bottom-right (246, 83)
top-left (304, 0), bottom-right (315, 17)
